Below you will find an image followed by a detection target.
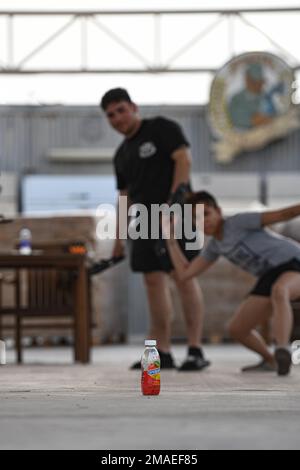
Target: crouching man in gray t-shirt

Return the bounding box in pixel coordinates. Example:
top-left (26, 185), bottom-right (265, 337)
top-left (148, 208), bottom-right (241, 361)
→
top-left (163, 191), bottom-right (300, 376)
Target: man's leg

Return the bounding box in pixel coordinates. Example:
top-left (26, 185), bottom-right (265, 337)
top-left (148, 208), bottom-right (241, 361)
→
top-left (228, 296), bottom-right (275, 365)
top-left (174, 275), bottom-right (204, 348)
top-left (172, 273), bottom-right (209, 371)
top-left (270, 272), bottom-right (300, 375)
top-left (143, 271), bottom-right (173, 353)
top-left (271, 272), bottom-right (300, 347)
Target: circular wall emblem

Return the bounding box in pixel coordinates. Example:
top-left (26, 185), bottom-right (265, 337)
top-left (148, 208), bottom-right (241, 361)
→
top-left (208, 52), bottom-right (298, 164)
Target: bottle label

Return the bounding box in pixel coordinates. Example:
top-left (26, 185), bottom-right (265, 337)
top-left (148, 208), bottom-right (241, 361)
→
top-left (141, 360), bottom-right (161, 395)
top-left (148, 367), bottom-right (160, 376)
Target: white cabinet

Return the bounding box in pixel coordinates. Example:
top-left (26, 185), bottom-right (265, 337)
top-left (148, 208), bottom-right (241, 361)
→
top-left (267, 173), bottom-right (300, 208)
top-left (191, 173), bottom-right (263, 214)
top-left (21, 174), bottom-right (117, 215)
top-left (0, 172), bottom-right (18, 217)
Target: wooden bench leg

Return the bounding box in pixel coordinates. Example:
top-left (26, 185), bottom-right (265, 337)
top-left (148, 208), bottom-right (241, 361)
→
top-left (16, 316), bottom-right (22, 364)
top-left (0, 277), bottom-right (3, 339)
top-left (75, 264), bottom-right (90, 363)
top-left (15, 270), bottom-right (23, 364)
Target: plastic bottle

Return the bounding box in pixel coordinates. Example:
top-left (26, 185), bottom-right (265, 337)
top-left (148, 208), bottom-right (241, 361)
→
top-left (141, 339), bottom-right (161, 396)
top-left (19, 228), bottom-right (32, 255)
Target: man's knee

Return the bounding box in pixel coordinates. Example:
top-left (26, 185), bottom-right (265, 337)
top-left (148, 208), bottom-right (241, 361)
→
top-left (227, 320), bottom-right (243, 340)
top-left (271, 282), bottom-right (289, 303)
top-left (144, 272), bottom-right (167, 291)
top-left (175, 275), bottom-right (197, 292)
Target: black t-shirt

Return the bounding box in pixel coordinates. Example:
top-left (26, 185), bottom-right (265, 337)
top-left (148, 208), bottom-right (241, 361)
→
top-left (113, 117), bottom-right (189, 205)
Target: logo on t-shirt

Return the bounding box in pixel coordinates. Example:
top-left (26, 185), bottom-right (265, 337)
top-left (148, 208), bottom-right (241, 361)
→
top-left (139, 142), bottom-right (157, 159)
top-left (226, 242), bottom-right (271, 276)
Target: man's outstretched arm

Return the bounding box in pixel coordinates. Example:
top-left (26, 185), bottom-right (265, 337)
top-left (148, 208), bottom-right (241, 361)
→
top-left (166, 236), bottom-right (214, 282)
top-left (261, 204), bottom-right (300, 226)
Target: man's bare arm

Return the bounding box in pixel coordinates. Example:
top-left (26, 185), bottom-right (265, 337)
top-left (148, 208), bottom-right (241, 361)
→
top-left (170, 146), bottom-right (191, 195)
top-left (261, 204), bottom-right (300, 226)
top-left (166, 237), bottom-right (214, 282)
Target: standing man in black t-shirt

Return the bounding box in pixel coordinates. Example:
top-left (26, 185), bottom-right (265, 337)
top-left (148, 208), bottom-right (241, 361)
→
top-left (100, 88), bottom-right (210, 371)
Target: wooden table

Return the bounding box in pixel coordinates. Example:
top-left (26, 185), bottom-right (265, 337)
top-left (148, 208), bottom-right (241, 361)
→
top-left (0, 252), bottom-right (90, 363)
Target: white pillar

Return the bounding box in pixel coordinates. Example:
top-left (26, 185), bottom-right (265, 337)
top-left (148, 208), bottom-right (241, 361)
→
top-left (0, 340), bottom-right (6, 365)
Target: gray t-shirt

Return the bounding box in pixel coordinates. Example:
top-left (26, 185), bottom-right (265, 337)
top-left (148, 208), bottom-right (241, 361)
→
top-left (201, 212), bottom-right (300, 277)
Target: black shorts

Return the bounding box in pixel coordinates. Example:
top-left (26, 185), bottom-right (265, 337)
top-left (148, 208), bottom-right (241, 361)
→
top-left (129, 237), bottom-right (200, 273)
top-left (250, 258), bottom-right (300, 297)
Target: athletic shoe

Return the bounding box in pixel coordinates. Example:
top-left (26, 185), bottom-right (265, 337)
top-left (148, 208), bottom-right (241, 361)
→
top-left (130, 360), bottom-right (142, 370)
top-left (178, 355), bottom-right (211, 372)
top-left (130, 350), bottom-right (176, 370)
top-left (241, 360), bottom-right (277, 373)
top-left (275, 348), bottom-right (292, 376)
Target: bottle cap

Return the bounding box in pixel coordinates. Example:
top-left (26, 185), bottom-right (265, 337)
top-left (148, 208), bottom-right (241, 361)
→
top-left (20, 228), bottom-right (32, 239)
top-left (145, 339), bottom-right (157, 346)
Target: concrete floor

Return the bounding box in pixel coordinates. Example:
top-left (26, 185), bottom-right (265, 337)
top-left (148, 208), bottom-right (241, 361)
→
top-left (0, 344), bottom-right (300, 450)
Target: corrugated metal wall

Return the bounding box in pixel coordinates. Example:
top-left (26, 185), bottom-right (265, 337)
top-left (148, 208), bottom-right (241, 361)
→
top-left (1, 104), bottom-right (300, 176)
top-left (1, 104), bottom-right (299, 340)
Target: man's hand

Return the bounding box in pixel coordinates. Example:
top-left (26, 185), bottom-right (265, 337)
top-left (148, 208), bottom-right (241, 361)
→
top-left (168, 183), bottom-right (191, 207)
top-left (161, 213), bottom-right (180, 240)
top-left (161, 214), bottom-right (173, 239)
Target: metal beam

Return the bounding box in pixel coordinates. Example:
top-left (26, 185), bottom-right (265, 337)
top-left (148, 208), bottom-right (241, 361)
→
top-left (0, 9), bottom-right (299, 76)
top-left (0, 9), bottom-right (299, 15)
top-left (16, 16), bottom-right (77, 69)
top-left (0, 67), bottom-right (219, 74)
top-left (90, 16), bottom-right (150, 68)
top-left (7, 14), bottom-right (14, 67)
top-left (238, 13), bottom-right (300, 65)
top-left (1, 66), bottom-right (299, 75)
top-left (166, 15), bottom-right (224, 67)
